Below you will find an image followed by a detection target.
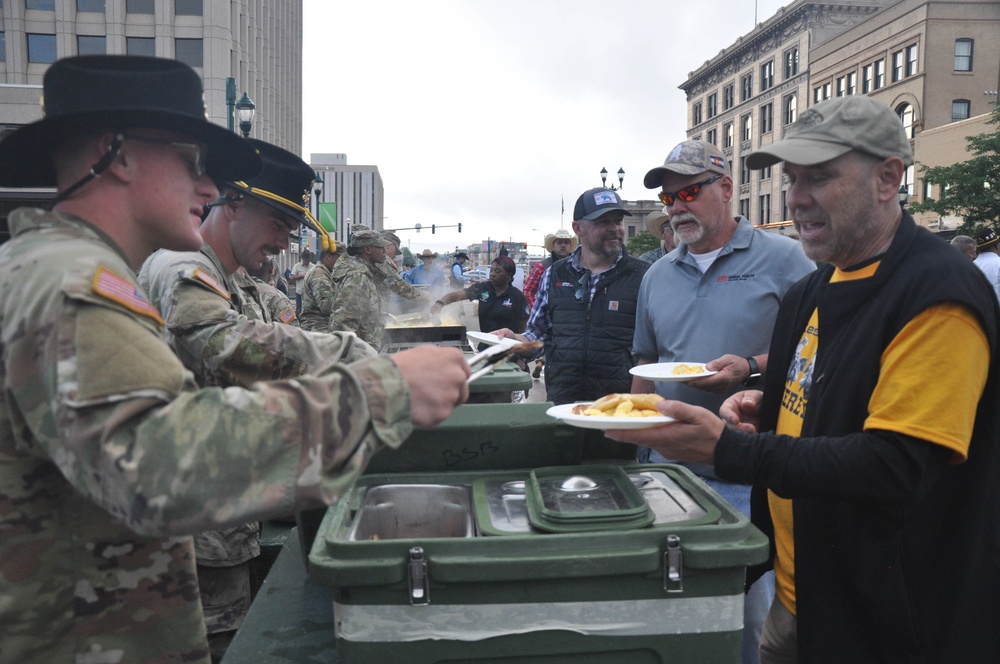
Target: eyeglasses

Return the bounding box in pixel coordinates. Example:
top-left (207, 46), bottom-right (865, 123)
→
top-left (125, 135), bottom-right (206, 180)
top-left (658, 174), bottom-right (723, 207)
top-left (574, 273), bottom-right (591, 303)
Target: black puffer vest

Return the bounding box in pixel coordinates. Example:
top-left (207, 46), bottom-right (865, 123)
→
top-left (544, 250), bottom-right (649, 404)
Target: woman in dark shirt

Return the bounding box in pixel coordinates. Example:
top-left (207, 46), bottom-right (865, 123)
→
top-left (431, 256), bottom-right (528, 336)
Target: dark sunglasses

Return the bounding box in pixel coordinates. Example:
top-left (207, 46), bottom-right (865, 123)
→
top-left (658, 174), bottom-right (723, 206)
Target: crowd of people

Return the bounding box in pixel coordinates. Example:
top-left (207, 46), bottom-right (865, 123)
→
top-left (2, 54), bottom-right (999, 664)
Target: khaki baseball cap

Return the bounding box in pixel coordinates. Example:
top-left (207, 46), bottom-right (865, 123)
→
top-left (747, 96), bottom-right (913, 170)
top-left (643, 140), bottom-right (728, 189)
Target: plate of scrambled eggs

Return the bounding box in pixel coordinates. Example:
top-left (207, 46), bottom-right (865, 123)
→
top-left (629, 362), bottom-right (717, 382)
top-left (546, 393), bottom-right (675, 430)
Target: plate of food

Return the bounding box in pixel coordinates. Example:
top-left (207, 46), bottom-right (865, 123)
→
top-left (546, 394), bottom-right (675, 430)
top-left (629, 362), bottom-right (717, 382)
top-left (467, 331), bottom-right (519, 349)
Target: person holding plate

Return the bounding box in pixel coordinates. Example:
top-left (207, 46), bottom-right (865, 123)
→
top-left (632, 139), bottom-right (814, 664)
top-left (614, 96), bottom-right (1000, 663)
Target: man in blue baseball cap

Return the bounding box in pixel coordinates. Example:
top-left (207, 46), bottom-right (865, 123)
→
top-left (496, 187), bottom-right (649, 403)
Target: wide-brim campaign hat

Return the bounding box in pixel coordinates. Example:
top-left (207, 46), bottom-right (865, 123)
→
top-left (228, 139), bottom-right (316, 227)
top-left (977, 227), bottom-right (999, 250)
top-left (544, 228), bottom-right (579, 252)
top-left (0, 55), bottom-right (260, 187)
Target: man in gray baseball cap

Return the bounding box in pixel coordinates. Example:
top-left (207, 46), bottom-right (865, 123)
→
top-left (746, 94), bottom-right (913, 170)
top-left (632, 138), bottom-right (813, 664)
top-left (611, 96), bottom-right (1000, 663)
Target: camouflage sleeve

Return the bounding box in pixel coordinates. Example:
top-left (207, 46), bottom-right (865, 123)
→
top-left (374, 261), bottom-right (422, 299)
top-left (304, 266), bottom-right (337, 317)
top-left (329, 269), bottom-right (376, 336)
top-left (256, 279), bottom-right (300, 327)
top-left (11, 277), bottom-right (412, 537)
top-left (142, 251), bottom-right (372, 387)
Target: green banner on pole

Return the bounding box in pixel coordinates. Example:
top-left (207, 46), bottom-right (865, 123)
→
top-left (319, 202), bottom-right (337, 233)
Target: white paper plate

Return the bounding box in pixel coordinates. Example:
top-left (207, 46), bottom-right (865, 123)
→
top-left (467, 331), bottom-right (519, 348)
top-left (629, 362), bottom-right (717, 382)
top-left (545, 403), bottom-right (675, 430)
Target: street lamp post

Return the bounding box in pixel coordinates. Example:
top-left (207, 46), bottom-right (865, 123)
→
top-left (898, 184), bottom-right (909, 209)
top-left (236, 92), bottom-right (256, 139)
top-left (600, 167), bottom-right (625, 191)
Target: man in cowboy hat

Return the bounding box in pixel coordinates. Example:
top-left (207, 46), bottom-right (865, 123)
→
top-left (0, 55), bottom-right (469, 664)
top-left (522, 228), bottom-right (578, 378)
top-left (140, 139), bottom-right (385, 657)
top-left (523, 228), bottom-right (578, 312)
top-left (974, 227), bottom-right (1000, 302)
top-left (638, 208), bottom-right (677, 264)
top-left (404, 248), bottom-right (448, 298)
top-left (329, 227), bottom-right (391, 348)
top-left (450, 251), bottom-right (472, 289)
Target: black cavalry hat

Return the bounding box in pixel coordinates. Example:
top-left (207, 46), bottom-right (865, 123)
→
top-left (226, 139), bottom-right (317, 226)
top-left (0, 55), bottom-right (261, 187)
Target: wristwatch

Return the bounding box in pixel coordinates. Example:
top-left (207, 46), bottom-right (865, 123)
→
top-left (743, 356), bottom-right (762, 387)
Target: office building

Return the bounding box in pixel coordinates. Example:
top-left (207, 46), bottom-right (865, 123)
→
top-left (680, 0), bottom-right (999, 229)
top-left (0, 0), bottom-right (303, 240)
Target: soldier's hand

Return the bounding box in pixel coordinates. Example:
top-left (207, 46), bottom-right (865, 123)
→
top-left (391, 346), bottom-right (469, 427)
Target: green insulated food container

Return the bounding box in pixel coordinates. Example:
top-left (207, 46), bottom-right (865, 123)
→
top-left (309, 463), bottom-right (768, 663)
top-left (295, 403), bottom-right (636, 559)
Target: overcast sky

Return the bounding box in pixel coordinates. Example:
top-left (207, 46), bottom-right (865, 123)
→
top-left (302, 0), bottom-right (789, 257)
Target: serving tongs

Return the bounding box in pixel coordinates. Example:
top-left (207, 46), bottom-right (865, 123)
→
top-left (466, 340), bottom-right (543, 383)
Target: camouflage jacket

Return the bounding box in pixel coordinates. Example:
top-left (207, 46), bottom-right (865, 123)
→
top-left (299, 262), bottom-right (336, 332)
top-left (139, 244), bottom-right (374, 388)
top-left (329, 256), bottom-right (385, 350)
top-left (0, 209), bottom-right (413, 663)
top-left (249, 275), bottom-right (299, 327)
top-left (370, 259), bottom-right (422, 307)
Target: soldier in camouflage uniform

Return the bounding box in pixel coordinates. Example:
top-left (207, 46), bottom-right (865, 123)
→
top-left (246, 260), bottom-right (299, 326)
top-left (329, 228), bottom-right (389, 350)
top-left (299, 245), bottom-right (344, 332)
top-left (139, 139), bottom-right (371, 659)
top-left (371, 230), bottom-right (426, 314)
top-left (0, 55), bottom-right (469, 664)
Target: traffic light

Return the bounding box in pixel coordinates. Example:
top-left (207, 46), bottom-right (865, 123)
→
top-left (522, 242), bottom-right (527, 249)
top-left (432, 224), bottom-right (436, 234)
top-left (457, 223), bottom-right (462, 233)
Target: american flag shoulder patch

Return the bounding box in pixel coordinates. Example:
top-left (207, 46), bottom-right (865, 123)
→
top-left (192, 268), bottom-right (232, 300)
top-left (278, 308), bottom-right (296, 324)
top-left (91, 265), bottom-right (165, 326)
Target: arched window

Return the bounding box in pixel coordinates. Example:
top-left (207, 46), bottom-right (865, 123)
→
top-left (896, 103), bottom-right (914, 139)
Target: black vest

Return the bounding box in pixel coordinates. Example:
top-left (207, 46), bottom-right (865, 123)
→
top-left (753, 216), bottom-right (1000, 661)
top-left (544, 251), bottom-right (649, 404)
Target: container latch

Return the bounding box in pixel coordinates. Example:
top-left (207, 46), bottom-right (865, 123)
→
top-left (408, 546), bottom-right (430, 605)
top-left (663, 535), bottom-right (683, 593)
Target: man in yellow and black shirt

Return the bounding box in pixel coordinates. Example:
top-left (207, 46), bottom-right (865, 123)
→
top-left (610, 96), bottom-right (1000, 663)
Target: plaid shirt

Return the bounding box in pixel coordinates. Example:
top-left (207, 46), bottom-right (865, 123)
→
top-left (522, 258), bottom-right (549, 311)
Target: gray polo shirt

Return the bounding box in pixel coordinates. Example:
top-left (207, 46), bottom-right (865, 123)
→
top-left (633, 216), bottom-right (815, 472)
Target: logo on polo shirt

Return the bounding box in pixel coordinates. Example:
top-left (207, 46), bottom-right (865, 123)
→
top-left (716, 273), bottom-right (756, 283)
